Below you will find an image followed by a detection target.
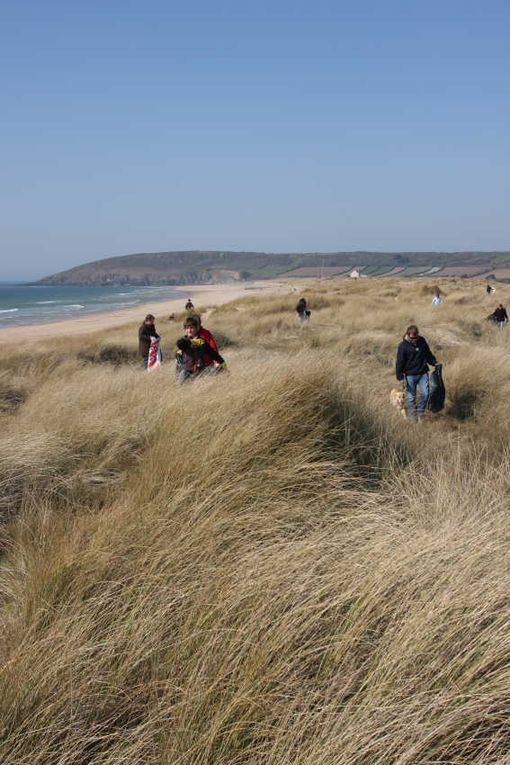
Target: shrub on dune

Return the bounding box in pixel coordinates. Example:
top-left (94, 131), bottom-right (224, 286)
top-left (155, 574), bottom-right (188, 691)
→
top-left (77, 344), bottom-right (139, 366)
top-left (445, 347), bottom-right (510, 422)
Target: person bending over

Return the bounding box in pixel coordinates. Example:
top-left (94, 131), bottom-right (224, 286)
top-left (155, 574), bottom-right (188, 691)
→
top-left (395, 325), bottom-right (438, 421)
top-left (176, 315), bottom-right (225, 383)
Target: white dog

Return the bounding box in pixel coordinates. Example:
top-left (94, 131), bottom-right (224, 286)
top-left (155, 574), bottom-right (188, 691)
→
top-left (390, 388), bottom-right (407, 417)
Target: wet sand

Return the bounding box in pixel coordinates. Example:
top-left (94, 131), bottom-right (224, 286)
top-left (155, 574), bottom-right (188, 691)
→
top-left (0, 281), bottom-right (293, 343)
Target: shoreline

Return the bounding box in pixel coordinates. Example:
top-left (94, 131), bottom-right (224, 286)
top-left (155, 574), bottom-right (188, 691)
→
top-left (0, 281), bottom-right (293, 343)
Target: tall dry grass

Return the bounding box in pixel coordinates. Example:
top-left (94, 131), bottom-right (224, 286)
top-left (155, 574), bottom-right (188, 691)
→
top-left (0, 277), bottom-right (509, 764)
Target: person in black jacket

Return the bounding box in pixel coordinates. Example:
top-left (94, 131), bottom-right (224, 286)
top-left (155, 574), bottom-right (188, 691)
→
top-left (296, 297), bottom-right (311, 323)
top-left (490, 304), bottom-right (508, 329)
top-left (176, 315), bottom-right (225, 383)
top-left (138, 314), bottom-right (160, 369)
top-left (395, 325), bottom-right (438, 420)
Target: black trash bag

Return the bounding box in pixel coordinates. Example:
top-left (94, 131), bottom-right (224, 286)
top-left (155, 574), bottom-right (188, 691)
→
top-left (428, 363), bottom-right (446, 413)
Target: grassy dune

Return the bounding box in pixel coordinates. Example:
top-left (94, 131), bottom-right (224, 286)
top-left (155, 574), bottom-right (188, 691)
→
top-left (0, 278), bottom-right (509, 764)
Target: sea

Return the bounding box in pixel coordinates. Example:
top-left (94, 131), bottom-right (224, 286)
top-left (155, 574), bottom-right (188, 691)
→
top-left (0, 283), bottom-right (183, 329)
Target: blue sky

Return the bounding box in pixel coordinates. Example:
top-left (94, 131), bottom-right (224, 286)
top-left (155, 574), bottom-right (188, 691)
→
top-left (1, 1), bottom-right (509, 279)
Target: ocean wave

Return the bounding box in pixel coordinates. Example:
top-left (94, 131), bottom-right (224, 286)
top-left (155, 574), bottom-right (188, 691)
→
top-left (63, 304), bottom-right (85, 309)
top-left (0, 308), bottom-right (19, 313)
top-left (35, 300), bottom-right (58, 304)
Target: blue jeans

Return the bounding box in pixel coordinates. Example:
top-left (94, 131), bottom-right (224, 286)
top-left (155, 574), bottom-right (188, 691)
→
top-left (405, 374), bottom-right (429, 419)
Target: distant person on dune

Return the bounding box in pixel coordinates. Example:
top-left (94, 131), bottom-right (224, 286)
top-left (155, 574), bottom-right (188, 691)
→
top-left (431, 287), bottom-right (444, 305)
top-left (138, 314), bottom-right (161, 370)
top-left (486, 284), bottom-right (495, 295)
top-left (396, 325), bottom-right (438, 421)
top-left (296, 297), bottom-right (311, 323)
top-left (490, 304), bottom-right (508, 329)
top-left (185, 298), bottom-right (195, 312)
top-left (176, 315), bottom-right (225, 383)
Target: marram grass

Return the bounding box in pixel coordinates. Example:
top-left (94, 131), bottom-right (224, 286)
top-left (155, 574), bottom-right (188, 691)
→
top-left (0, 277), bottom-right (509, 764)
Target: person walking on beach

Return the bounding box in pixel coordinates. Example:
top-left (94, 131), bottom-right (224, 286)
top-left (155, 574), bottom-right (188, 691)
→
top-left (296, 297), bottom-right (310, 323)
top-left (138, 314), bottom-right (160, 369)
top-left (185, 298), bottom-right (195, 312)
top-left (491, 304), bottom-right (508, 329)
top-left (395, 325), bottom-right (438, 421)
top-left (176, 315), bottom-right (225, 383)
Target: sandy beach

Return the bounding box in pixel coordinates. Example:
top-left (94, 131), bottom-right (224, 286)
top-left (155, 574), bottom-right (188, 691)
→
top-left (0, 281), bottom-right (293, 343)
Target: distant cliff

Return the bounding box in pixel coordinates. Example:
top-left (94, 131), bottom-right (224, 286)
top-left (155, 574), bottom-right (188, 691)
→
top-left (37, 250), bottom-right (510, 286)
top-left (37, 251), bottom-right (297, 286)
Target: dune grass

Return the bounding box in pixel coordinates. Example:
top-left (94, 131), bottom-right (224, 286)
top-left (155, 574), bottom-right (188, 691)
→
top-left (0, 277), bottom-right (509, 764)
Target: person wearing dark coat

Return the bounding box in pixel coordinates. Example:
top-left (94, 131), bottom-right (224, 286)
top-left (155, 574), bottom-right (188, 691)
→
top-left (491, 304), bottom-right (508, 329)
top-left (296, 297), bottom-right (310, 323)
top-left (395, 325), bottom-right (438, 420)
top-left (138, 314), bottom-right (160, 369)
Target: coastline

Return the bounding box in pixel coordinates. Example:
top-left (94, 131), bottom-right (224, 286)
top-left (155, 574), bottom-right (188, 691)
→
top-left (0, 281), bottom-right (293, 343)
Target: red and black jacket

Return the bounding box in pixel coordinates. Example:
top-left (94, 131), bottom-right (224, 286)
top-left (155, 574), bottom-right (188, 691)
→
top-left (199, 327), bottom-right (219, 366)
top-left (176, 336), bottom-right (224, 374)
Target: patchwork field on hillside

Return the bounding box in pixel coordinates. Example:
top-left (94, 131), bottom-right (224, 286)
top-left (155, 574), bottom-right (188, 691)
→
top-left (282, 266), bottom-right (350, 277)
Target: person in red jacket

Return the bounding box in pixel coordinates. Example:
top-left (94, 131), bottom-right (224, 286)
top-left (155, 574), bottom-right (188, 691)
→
top-left (195, 314), bottom-right (219, 367)
top-left (175, 315), bottom-right (225, 383)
